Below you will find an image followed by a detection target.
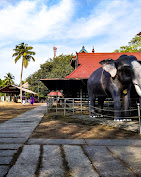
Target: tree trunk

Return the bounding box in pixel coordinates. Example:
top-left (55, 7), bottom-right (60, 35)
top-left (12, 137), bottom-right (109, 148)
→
top-left (20, 60), bottom-right (24, 103)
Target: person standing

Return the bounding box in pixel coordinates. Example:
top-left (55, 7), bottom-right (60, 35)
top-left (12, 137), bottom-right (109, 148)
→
top-left (33, 96), bottom-right (35, 104)
top-left (30, 95), bottom-right (34, 105)
top-left (22, 94), bottom-right (26, 106)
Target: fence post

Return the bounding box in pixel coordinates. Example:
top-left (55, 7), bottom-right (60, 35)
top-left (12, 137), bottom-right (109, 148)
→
top-left (81, 98), bottom-right (82, 113)
top-left (46, 98), bottom-right (48, 115)
top-left (137, 103), bottom-right (141, 134)
top-left (64, 99), bottom-right (66, 116)
top-left (73, 98), bottom-right (74, 115)
top-left (56, 98), bottom-right (58, 114)
top-left (89, 100), bottom-right (91, 117)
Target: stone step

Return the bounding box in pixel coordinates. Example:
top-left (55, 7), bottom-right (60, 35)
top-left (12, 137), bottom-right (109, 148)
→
top-left (84, 145), bottom-right (135, 177)
top-left (64, 145), bottom-right (99, 177)
top-left (39, 145), bottom-right (65, 177)
top-left (109, 146), bottom-right (141, 176)
top-left (7, 145), bottom-right (40, 177)
top-left (28, 138), bottom-right (85, 145)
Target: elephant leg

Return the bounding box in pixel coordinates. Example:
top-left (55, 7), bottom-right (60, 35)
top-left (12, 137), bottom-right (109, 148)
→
top-left (113, 97), bottom-right (121, 120)
top-left (98, 98), bottom-right (105, 114)
top-left (111, 90), bottom-right (121, 120)
top-left (89, 96), bottom-right (96, 117)
top-left (122, 93), bottom-right (130, 117)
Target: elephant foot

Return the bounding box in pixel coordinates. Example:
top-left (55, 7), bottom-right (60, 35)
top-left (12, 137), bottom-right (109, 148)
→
top-left (90, 115), bottom-right (96, 118)
top-left (96, 115), bottom-right (104, 118)
top-left (90, 115), bottom-right (104, 118)
top-left (114, 118), bottom-right (132, 121)
top-left (122, 119), bottom-right (132, 121)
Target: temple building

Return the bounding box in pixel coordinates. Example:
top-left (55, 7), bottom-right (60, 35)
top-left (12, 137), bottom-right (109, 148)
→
top-left (41, 46), bottom-right (141, 98)
top-left (0, 84), bottom-right (37, 102)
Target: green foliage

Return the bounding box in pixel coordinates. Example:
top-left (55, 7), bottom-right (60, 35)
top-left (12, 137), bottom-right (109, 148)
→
top-left (0, 73), bottom-right (15, 97)
top-left (4, 73), bottom-right (15, 86)
top-left (114, 35), bottom-right (141, 52)
top-left (0, 79), bottom-right (4, 88)
top-left (50, 54), bottom-right (74, 78)
top-left (13, 42), bottom-right (36, 68)
top-left (26, 54), bottom-right (74, 98)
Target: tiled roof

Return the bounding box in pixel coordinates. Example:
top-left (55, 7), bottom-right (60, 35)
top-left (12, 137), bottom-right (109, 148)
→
top-left (65, 52), bottom-right (141, 79)
top-left (48, 91), bottom-right (63, 96)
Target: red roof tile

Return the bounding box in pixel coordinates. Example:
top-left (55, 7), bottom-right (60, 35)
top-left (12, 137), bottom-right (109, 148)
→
top-left (48, 91), bottom-right (63, 96)
top-left (65, 52), bottom-right (141, 79)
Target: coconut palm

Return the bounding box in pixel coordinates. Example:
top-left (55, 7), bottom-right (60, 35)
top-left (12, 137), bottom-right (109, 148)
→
top-left (4, 73), bottom-right (15, 86)
top-left (12, 42), bottom-right (35, 103)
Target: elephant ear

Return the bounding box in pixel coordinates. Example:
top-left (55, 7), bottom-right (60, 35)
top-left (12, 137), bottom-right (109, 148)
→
top-left (99, 59), bottom-right (117, 78)
top-left (137, 60), bottom-right (141, 64)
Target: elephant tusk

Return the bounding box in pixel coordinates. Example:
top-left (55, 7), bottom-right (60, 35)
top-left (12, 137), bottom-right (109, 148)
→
top-left (134, 84), bottom-right (141, 97)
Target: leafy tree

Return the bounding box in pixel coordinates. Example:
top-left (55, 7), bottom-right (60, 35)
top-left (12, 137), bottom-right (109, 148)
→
top-left (12, 42), bottom-right (36, 102)
top-left (26, 54), bottom-right (74, 98)
top-left (0, 79), bottom-right (4, 88)
top-left (4, 73), bottom-right (15, 86)
top-left (50, 54), bottom-right (74, 78)
top-left (114, 35), bottom-right (141, 52)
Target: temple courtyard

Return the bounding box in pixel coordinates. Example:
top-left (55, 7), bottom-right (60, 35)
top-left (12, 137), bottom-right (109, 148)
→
top-left (0, 103), bottom-right (141, 176)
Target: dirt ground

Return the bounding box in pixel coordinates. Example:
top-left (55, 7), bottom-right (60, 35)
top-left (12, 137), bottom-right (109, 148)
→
top-left (0, 102), bottom-right (41, 124)
top-left (31, 113), bottom-right (141, 139)
top-left (0, 103), bottom-right (141, 139)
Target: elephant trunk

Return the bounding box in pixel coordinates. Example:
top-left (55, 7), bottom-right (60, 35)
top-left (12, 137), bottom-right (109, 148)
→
top-left (134, 84), bottom-right (141, 97)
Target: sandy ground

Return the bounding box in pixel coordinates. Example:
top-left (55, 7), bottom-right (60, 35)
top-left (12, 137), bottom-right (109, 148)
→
top-left (31, 113), bottom-right (141, 139)
top-left (0, 102), bottom-right (41, 124)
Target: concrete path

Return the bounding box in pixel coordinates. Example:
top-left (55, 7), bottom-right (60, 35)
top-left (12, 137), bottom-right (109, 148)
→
top-left (0, 104), bottom-right (141, 177)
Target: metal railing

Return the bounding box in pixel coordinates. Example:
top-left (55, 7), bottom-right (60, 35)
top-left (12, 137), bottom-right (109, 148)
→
top-left (46, 97), bottom-right (89, 115)
top-left (46, 97), bottom-right (141, 134)
top-left (46, 97), bottom-right (139, 117)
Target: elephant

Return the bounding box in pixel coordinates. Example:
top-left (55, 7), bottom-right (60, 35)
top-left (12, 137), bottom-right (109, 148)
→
top-left (87, 54), bottom-right (141, 120)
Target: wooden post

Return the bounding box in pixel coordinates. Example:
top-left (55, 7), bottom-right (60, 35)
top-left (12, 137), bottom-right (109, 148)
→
top-left (64, 99), bottom-right (66, 116)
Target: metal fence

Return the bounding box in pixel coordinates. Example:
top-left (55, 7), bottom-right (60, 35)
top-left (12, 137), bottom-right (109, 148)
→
top-left (46, 97), bottom-right (141, 133)
top-left (46, 97), bottom-right (89, 116)
top-left (46, 97), bottom-right (139, 117)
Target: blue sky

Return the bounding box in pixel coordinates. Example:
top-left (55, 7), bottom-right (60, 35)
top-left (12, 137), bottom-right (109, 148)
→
top-left (0, 0), bottom-right (141, 84)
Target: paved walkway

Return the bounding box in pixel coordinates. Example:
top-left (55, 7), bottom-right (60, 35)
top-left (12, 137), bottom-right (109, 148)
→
top-left (0, 104), bottom-right (141, 177)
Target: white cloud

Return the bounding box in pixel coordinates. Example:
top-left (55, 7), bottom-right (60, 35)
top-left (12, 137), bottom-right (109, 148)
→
top-left (66, 0), bottom-right (141, 40)
top-left (0, 0), bottom-right (74, 41)
top-left (1, 0), bottom-right (141, 83)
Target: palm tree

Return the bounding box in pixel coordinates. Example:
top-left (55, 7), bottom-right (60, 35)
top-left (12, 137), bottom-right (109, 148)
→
top-left (12, 42), bottom-right (35, 103)
top-left (4, 73), bottom-right (15, 86)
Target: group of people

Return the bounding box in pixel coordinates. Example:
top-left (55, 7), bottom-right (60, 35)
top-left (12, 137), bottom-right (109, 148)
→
top-left (22, 94), bottom-right (35, 106)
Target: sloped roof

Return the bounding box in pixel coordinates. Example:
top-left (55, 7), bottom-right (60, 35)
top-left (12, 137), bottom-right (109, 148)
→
top-left (22, 82), bottom-right (29, 89)
top-left (0, 85), bottom-right (37, 95)
top-left (79, 46), bottom-right (88, 53)
top-left (48, 91), bottom-right (63, 97)
top-left (15, 85), bottom-right (37, 95)
top-left (65, 52), bottom-right (141, 79)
